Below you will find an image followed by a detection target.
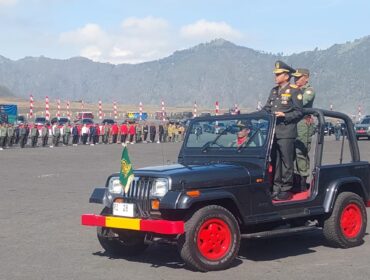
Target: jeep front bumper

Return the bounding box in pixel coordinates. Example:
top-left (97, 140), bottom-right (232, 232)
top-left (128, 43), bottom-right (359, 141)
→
top-left (81, 214), bottom-right (184, 235)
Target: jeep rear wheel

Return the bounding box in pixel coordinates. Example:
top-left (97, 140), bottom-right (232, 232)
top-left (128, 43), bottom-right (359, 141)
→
top-left (179, 205), bottom-right (240, 271)
top-left (97, 208), bottom-right (148, 257)
top-left (323, 192), bottom-right (367, 248)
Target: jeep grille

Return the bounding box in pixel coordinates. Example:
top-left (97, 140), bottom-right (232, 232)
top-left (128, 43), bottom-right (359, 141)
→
top-left (123, 177), bottom-right (153, 217)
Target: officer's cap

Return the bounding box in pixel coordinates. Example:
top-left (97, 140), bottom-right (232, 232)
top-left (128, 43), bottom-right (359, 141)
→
top-left (292, 68), bottom-right (310, 77)
top-left (236, 120), bottom-right (252, 130)
top-left (273, 60), bottom-right (295, 74)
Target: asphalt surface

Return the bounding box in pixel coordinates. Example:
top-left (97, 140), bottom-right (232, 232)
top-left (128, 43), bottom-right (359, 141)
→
top-left (1, 137), bottom-right (370, 280)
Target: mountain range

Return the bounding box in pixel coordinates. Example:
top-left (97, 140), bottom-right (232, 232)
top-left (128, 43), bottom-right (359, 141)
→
top-left (1, 36), bottom-right (370, 114)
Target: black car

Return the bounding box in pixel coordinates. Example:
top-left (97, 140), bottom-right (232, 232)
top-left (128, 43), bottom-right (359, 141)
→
top-left (82, 109), bottom-right (370, 271)
top-left (16, 115), bottom-right (26, 124)
top-left (101, 118), bottom-right (115, 125)
top-left (51, 117), bottom-right (69, 126)
top-left (324, 121), bottom-right (334, 135)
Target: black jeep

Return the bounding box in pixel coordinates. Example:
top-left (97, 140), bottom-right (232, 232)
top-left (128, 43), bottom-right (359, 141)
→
top-left (82, 109), bottom-right (370, 271)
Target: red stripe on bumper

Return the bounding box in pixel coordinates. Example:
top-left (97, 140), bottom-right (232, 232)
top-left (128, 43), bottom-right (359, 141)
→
top-left (81, 214), bottom-right (106, 227)
top-left (140, 219), bottom-right (184, 234)
top-left (81, 214), bottom-right (184, 235)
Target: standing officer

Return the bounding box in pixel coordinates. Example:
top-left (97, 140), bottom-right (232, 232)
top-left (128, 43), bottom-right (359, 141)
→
top-left (7, 123), bottom-right (15, 147)
top-left (292, 68), bottom-right (316, 191)
top-left (41, 123), bottom-right (49, 147)
top-left (263, 61), bottom-right (303, 200)
top-left (0, 123), bottom-right (7, 150)
top-left (30, 123), bottom-right (39, 147)
top-left (292, 68), bottom-right (315, 108)
top-left (19, 124), bottom-right (27, 148)
top-left (51, 123), bottom-right (61, 147)
top-left (63, 123), bottom-right (71, 145)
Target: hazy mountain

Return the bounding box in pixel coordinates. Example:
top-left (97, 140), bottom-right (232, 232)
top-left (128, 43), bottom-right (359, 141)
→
top-left (0, 84), bottom-right (15, 98)
top-left (0, 37), bottom-right (370, 114)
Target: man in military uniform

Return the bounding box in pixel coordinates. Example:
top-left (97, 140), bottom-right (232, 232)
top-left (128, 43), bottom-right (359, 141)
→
top-left (63, 123), bottom-right (71, 145)
top-left (51, 123), bottom-right (61, 147)
top-left (41, 123), bottom-right (49, 147)
top-left (0, 123), bottom-right (7, 150)
top-left (19, 124), bottom-right (28, 148)
top-left (292, 68), bottom-right (316, 191)
top-left (263, 61), bottom-right (303, 200)
top-left (30, 123), bottom-right (39, 147)
top-left (7, 124), bottom-right (15, 147)
top-left (294, 115), bottom-right (315, 191)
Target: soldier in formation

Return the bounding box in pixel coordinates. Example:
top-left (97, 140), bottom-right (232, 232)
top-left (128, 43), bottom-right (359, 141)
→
top-left (30, 123), bottom-right (39, 147)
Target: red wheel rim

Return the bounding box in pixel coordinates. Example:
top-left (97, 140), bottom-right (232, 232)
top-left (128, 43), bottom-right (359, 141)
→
top-left (197, 218), bottom-right (232, 261)
top-left (340, 203), bottom-right (363, 238)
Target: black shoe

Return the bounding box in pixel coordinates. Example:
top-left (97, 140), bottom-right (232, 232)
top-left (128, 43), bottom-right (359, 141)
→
top-left (271, 191), bottom-right (279, 199)
top-left (274, 191), bottom-right (293, 201)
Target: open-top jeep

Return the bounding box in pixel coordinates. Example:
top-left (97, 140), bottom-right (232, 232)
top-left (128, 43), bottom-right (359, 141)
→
top-left (82, 109), bottom-right (370, 271)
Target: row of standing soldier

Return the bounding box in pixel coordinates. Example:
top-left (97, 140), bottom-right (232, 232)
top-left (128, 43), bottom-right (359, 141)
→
top-left (0, 121), bottom-right (186, 149)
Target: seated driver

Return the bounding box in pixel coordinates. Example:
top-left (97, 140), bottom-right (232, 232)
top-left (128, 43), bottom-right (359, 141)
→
top-left (229, 121), bottom-right (251, 147)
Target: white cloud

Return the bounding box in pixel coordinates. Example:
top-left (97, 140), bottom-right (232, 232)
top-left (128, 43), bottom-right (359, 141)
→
top-left (180, 19), bottom-right (242, 42)
top-left (59, 23), bottom-right (106, 45)
top-left (0, 0), bottom-right (17, 6)
top-left (58, 18), bottom-right (243, 64)
top-left (80, 46), bottom-right (102, 61)
top-left (121, 16), bottom-right (169, 33)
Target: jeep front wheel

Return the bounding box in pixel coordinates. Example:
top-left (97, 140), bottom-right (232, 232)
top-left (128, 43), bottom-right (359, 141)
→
top-left (179, 205), bottom-right (240, 271)
top-left (323, 192), bottom-right (367, 248)
top-left (97, 208), bottom-right (148, 256)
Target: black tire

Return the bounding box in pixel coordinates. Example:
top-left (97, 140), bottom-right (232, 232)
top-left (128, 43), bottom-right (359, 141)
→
top-left (323, 192), bottom-right (367, 248)
top-left (179, 205), bottom-right (240, 272)
top-left (97, 208), bottom-right (148, 257)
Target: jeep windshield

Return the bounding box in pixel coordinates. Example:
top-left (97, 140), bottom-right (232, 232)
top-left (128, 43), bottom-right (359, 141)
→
top-left (186, 116), bottom-right (270, 150)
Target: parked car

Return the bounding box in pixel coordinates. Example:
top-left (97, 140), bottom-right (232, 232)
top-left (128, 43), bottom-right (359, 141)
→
top-left (51, 117), bottom-right (70, 126)
top-left (82, 109), bottom-right (370, 271)
top-left (355, 116), bottom-right (370, 140)
top-left (16, 115), bottom-right (26, 124)
top-left (76, 112), bottom-right (94, 120)
top-left (101, 118), bottom-right (115, 125)
top-left (324, 122), bottom-right (334, 135)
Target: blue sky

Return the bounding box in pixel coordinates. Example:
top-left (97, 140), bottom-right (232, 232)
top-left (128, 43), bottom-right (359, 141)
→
top-left (1, 0), bottom-right (369, 64)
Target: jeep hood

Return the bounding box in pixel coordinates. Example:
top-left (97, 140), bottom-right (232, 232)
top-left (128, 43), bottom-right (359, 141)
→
top-left (135, 163), bottom-right (251, 189)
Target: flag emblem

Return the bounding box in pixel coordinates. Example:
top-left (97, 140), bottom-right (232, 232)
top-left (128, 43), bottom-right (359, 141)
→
top-left (119, 147), bottom-right (134, 194)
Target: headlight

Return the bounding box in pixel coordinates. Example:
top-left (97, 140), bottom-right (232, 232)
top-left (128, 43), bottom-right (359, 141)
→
top-left (108, 177), bottom-right (123, 195)
top-left (150, 178), bottom-right (169, 198)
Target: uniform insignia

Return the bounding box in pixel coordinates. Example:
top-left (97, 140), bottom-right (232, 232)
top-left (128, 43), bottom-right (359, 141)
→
top-left (285, 89), bottom-right (290, 94)
top-left (305, 90), bottom-right (312, 95)
top-left (297, 94), bottom-right (303, 100)
top-left (276, 62), bottom-right (280, 68)
top-left (290, 84), bottom-right (298, 89)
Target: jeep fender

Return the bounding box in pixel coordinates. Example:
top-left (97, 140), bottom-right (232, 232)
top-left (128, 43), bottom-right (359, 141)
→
top-left (323, 177), bottom-right (368, 212)
top-left (176, 190), bottom-right (243, 214)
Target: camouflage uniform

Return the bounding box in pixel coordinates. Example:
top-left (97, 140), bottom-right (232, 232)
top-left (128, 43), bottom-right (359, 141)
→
top-left (30, 126), bottom-right (39, 147)
top-left (7, 124), bottom-right (15, 147)
top-left (295, 118), bottom-right (315, 177)
top-left (292, 68), bottom-right (316, 190)
top-left (0, 124), bottom-right (7, 149)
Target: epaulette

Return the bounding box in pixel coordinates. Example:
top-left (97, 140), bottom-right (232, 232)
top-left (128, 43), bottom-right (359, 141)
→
top-left (290, 84), bottom-right (298, 89)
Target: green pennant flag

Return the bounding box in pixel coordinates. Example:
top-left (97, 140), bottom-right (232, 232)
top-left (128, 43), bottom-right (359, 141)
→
top-left (119, 146), bottom-right (134, 194)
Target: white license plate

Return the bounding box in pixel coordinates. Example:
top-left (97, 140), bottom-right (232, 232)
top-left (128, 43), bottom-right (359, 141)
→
top-left (113, 202), bottom-right (135, 217)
